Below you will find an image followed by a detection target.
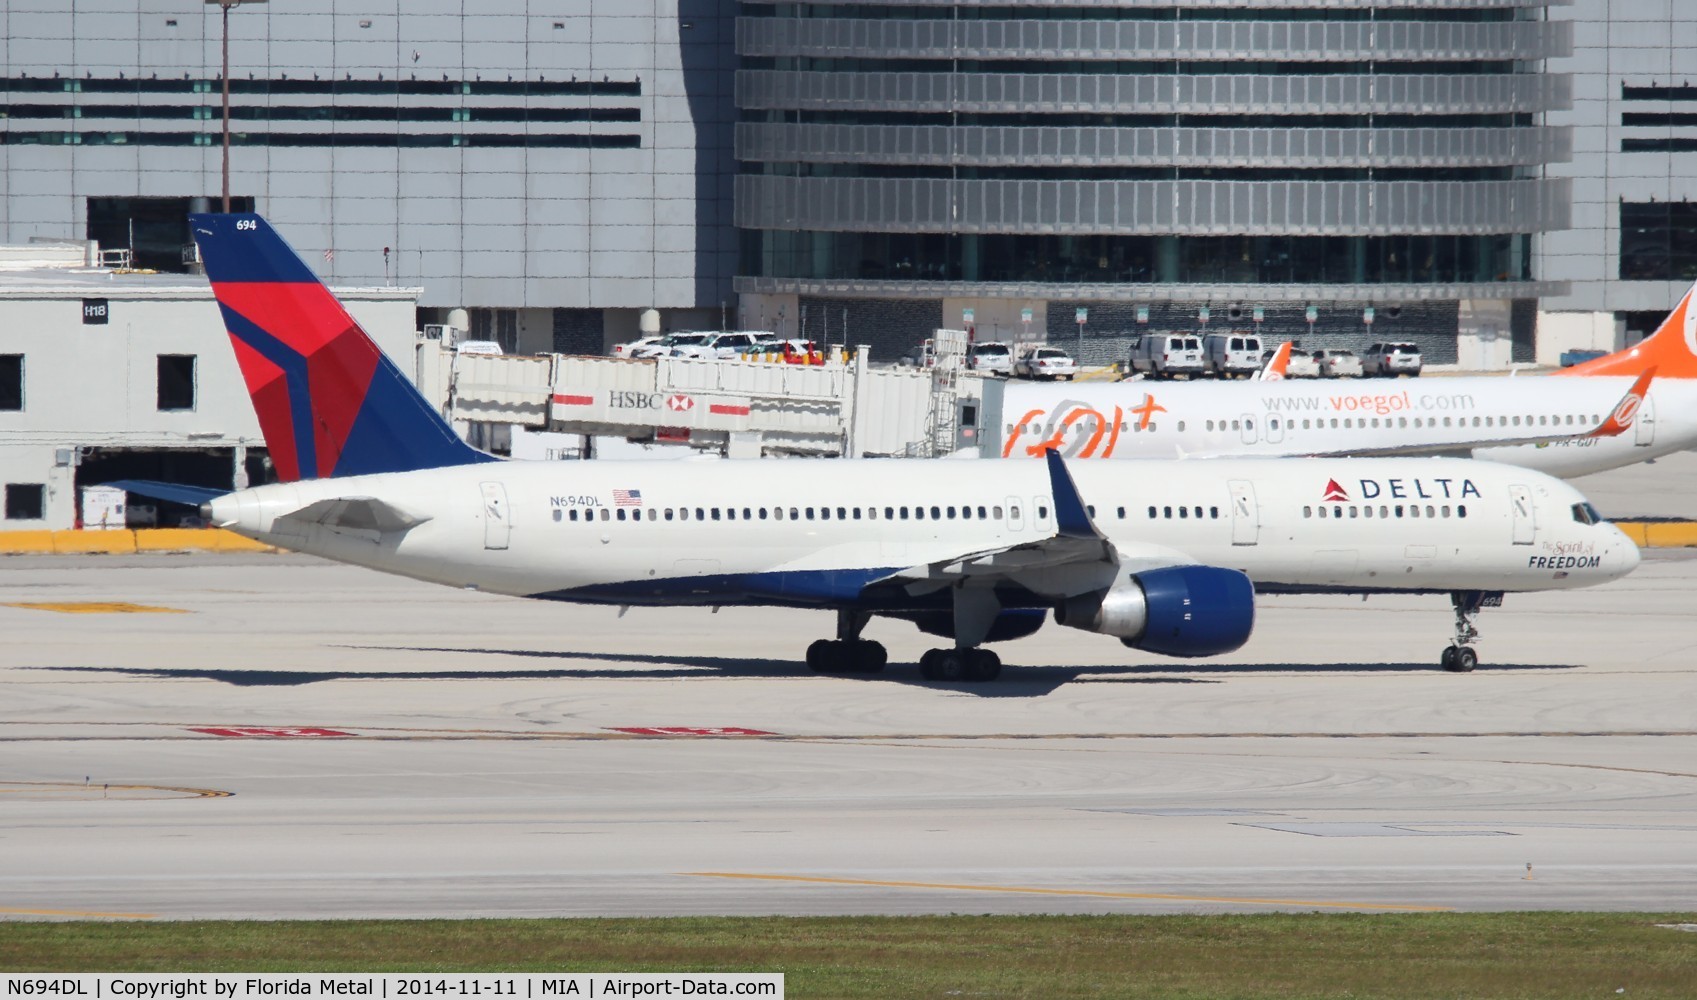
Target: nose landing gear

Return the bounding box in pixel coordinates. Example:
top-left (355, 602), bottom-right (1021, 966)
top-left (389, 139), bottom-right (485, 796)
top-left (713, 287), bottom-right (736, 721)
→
top-left (1441, 590), bottom-right (1500, 672)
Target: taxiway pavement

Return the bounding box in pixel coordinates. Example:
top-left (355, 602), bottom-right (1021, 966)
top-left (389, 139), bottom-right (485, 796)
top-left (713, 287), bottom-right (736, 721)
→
top-left (2, 549), bottom-right (1695, 920)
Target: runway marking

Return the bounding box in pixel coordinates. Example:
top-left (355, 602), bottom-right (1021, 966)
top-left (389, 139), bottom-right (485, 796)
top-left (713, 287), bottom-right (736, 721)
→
top-left (607, 727), bottom-right (776, 737)
top-left (0, 906), bottom-right (156, 919)
top-left (188, 726), bottom-right (355, 738)
top-left (0, 780), bottom-right (233, 800)
top-left (681, 872), bottom-right (1452, 912)
top-left (3, 601), bottom-right (187, 614)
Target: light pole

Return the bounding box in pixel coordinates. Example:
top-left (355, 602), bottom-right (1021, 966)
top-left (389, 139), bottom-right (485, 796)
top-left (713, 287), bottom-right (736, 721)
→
top-left (207, 0), bottom-right (266, 213)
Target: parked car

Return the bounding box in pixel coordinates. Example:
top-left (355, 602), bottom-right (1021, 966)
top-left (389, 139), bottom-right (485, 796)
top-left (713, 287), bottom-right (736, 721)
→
top-left (1128, 333), bottom-right (1205, 379)
top-left (672, 331), bottom-right (768, 360)
top-left (1362, 341), bottom-right (1423, 377)
top-left (1315, 348), bottom-right (1364, 378)
top-left (1261, 346), bottom-right (1320, 379)
top-left (1014, 345), bottom-right (1078, 381)
top-left (611, 335), bottom-right (665, 358)
top-left (967, 341), bottom-right (1014, 376)
top-left (1561, 348), bottom-right (1609, 368)
top-left (1202, 332), bottom-right (1263, 379)
top-left (624, 332), bottom-right (710, 359)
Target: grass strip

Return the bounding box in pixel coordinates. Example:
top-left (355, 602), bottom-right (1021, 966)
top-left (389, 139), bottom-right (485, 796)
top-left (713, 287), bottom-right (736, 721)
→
top-left (2, 913), bottom-right (1695, 999)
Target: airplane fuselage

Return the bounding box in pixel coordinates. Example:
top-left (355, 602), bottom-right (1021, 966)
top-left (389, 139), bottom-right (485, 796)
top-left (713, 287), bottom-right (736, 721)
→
top-left (211, 456), bottom-right (1638, 609)
top-left (1000, 376), bottom-right (1694, 479)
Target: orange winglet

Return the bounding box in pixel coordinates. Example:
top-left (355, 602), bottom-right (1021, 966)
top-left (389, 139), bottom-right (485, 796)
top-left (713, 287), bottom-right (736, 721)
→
top-left (1586, 366), bottom-right (1656, 438)
top-left (1260, 341), bottom-right (1293, 381)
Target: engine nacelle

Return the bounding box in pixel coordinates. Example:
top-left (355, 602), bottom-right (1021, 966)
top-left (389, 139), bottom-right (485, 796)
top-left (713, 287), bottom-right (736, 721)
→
top-left (1055, 565), bottom-right (1255, 658)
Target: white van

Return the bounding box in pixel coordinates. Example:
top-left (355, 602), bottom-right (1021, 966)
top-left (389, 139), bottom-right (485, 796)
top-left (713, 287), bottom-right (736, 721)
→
top-left (1203, 332), bottom-right (1263, 379)
top-left (1128, 333), bottom-right (1205, 379)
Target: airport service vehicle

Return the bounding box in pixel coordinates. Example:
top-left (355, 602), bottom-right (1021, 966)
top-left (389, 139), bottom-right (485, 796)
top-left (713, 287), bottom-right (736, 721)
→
top-left (1316, 348), bottom-right (1364, 378)
top-left (1362, 341), bottom-right (1423, 378)
top-left (1128, 333), bottom-right (1205, 379)
top-left (1203, 332), bottom-right (1263, 379)
top-left (968, 341), bottom-right (1014, 375)
top-left (112, 213), bottom-right (1639, 681)
top-left (1014, 346), bottom-right (1078, 381)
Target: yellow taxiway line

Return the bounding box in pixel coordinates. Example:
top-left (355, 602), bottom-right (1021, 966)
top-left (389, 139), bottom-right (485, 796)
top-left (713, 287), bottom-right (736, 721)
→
top-left (3, 602), bottom-right (188, 614)
top-left (683, 872), bottom-right (1452, 912)
top-left (0, 906), bottom-right (156, 919)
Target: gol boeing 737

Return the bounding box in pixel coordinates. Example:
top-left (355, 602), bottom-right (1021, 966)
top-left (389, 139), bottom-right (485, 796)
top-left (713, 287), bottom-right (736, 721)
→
top-left (999, 288), bottom-right (1697, 479)
top-left (117, 215), bottom-right (1639, 678)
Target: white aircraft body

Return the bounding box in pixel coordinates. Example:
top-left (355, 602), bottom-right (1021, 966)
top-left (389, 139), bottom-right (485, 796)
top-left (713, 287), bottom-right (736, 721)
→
top-left (114, 214), bottom-right (1641, 681)
top-left (998, 285), bottom-right (1697, 480)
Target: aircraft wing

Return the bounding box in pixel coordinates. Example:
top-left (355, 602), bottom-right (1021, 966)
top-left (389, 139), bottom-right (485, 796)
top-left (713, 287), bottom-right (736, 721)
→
top-left (270, 496), bottom-right (432, 535)
top-left (885, 450), bottom-right (1183, 596)
top-left (1296, 367), bottom-right (1656, 459)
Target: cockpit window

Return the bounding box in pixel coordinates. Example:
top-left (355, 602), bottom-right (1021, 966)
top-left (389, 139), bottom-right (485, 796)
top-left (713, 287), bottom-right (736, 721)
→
top-left (1571, 502), bottom-right (1605, 525)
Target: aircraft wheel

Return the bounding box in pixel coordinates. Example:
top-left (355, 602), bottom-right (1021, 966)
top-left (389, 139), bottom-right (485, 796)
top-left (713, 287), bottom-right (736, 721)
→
top-left (806, 639), bottom-right (838, 673)
top-left (1454, 646), bottom-right (1478, 673)
top-left (918, 648), bottom-right (942, 681)
top-left (967, 648), bottom-right (1002, 682)
top-left (854, 640), bottom-right (887, 674)
top-left (1440, 646), bottom-right (1456, 672)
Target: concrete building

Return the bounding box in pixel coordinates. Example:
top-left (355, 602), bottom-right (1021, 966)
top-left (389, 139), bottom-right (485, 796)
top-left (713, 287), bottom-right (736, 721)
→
top-left (0, 0), bottom-right (737, 352)
top-left (1538, 0), bottom-right (1697, 360)
top-left (0, 245), bottom-right (417, 530)
top-left (734, 0), bottom-right (1576, 365)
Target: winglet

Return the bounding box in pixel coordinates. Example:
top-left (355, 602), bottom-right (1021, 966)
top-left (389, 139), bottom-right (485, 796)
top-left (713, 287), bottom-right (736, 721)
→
top-left (1256, 341), bottom-right (1292, 381)
top-left (1586, 366), bottom-right (1656, 438)
top-left (1044, 448), bottom-right (1099, 539)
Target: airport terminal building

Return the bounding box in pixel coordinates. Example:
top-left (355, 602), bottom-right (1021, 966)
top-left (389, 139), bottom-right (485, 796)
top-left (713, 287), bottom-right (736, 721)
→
top-left (0, 2), bottom-right (1694, 364)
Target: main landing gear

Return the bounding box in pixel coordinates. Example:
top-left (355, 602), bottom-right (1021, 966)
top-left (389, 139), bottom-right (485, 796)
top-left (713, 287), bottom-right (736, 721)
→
top-left (917, 647), bottom-right (1001, 682)
top-left (806, 610), bottom-right (888, 674)
top-left (1441, 590), bottom-right (1501, 672)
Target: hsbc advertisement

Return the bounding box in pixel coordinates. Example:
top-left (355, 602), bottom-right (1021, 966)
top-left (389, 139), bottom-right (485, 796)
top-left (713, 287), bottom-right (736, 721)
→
top-left (549, 387), bottom-right (754, 433)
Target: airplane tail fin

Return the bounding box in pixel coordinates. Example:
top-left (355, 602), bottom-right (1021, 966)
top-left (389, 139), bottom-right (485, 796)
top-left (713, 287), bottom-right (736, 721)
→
top-left (190, 213), bottom-right (494, 481)
top-left (1256, 341), bottom-right (1292, 381)
top-left (1558, 278), bottom-right (1697, 379)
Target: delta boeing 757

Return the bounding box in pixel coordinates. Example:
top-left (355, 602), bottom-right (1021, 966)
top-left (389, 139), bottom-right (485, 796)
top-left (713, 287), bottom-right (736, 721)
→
top-left (1000, 284), bottom-right (1697, 478)
top-left (118, 215), bottom-right (1639, 679)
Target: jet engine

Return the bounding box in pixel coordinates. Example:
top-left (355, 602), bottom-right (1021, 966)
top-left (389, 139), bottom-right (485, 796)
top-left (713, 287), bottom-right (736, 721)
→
top-left (1054, 565), bottom-right (1254, 657)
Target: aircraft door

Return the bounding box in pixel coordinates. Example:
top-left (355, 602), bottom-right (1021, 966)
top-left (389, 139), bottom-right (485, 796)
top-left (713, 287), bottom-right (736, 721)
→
top-left (1508, 484), bottom-right (1535, 545)
top-left (1239, 414), bottom-right (1257, 446)
top-left (1228, 480), bottom-right (1259, 545)
top-left (1635, 393), bottom-right (1656, 446)
top-left (480, 481), bottom-right (511, 550)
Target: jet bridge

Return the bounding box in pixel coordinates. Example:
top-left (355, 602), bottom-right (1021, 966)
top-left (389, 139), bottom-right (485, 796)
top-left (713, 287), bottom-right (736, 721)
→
top-left (436, 342), bottom-right (989, 458)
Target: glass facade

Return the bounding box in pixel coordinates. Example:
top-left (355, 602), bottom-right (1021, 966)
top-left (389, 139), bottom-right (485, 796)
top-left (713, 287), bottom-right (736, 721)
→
top-left (734, 0), bottom-right (1570, 304)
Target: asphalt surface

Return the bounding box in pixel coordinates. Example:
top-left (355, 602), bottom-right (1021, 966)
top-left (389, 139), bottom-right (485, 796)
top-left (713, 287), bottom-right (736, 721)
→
top-left (3, 535), bottom-right (1695, 921)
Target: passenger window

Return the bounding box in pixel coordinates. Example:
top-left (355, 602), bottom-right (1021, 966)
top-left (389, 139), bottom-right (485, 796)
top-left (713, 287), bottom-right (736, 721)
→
top-left (853, 507), bottom-right (862, 520)
top-left (1442, 505), bottom-right (1451, 518)
top-left (1210, 506), bottom-right (1219, 519)
top-left (648, 509), bottom-right (658, 521)
top-left (1395, 505), bottom-right (1404, 518)
top-left (1426, 505), bottom-right (1436, 518)
top-left (1349, 506), bottom-right (1358, 518)
top-left (665, 509), bottom-right (675, 521)
top-left (1117, 506), bottom-right (1126, 519)
top-left (806, 507), bottom-right (816, 520)
top-left (788, 507), bottom-right (798, 520)
top-left (1410, 505), bottom-right (1420, 519)
top-left (696, 507), bottom-right (705, 521)
top-left (885, 506), bottom-right (895, 519)
top-left (1086, 504), bottom-right (1095, 517)
top-left (773, 507), bottom-right (783, 521)
top-left (1148, 506), bottom-right (1157, 518)
top-left (1206, 420), bottom-right (1215, 431)
top-left (1231, 420), bottom-right (1240, 431)
top-left (712, 508), bottom-right (722, 521)
top-left (1363, 506), bottom-right (1373, 518)
top-left (1194, 507), bottom-right (1203, 519)
top-left (1318, 506), bottom-right (1327, 519)
top-left (743, 507), bottom-right (753, 520)
top-left (600, 509), bottom-right (610, 521)
top-left (1443, 417), bottom-right (1451, 428)
top-left (616, 509), bottom-right (627, 521)
top-left (1179, 507), bottom-right (1188, 519)
top-left (838, 507), bottom-right (847, 520)
top-left (899, 507), bottom-right (909, 520)
top-left (565, 509), bottom-right (576, 522)
top-left (977, 506), bottom-right (987, 519)
top-left (1163, 505), bottom-right (1173, 518)
top-left (1304, 505), bottom-right (1313, 518)
top-left (1038, 505), bottom-right (1049, 519)
top-left (759, 507), bottom-right (768, 520)
top-left (1379, 505), bottom-right (1388, 518)
top-left (1177, 420), bottom-right (1186, 432)
top-left (931, 506), bottom-right (941, 519)
top-left (1458, 505), bottom-right (1467, 518)
top-left (1010, 505), bottom-right (1020, 519)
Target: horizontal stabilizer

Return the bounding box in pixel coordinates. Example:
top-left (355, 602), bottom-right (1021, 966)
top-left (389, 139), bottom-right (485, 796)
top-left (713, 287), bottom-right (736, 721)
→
top-left (104, 480), bottom-right (227, 506)
top-left (274, 496), bottom-right (432, 535)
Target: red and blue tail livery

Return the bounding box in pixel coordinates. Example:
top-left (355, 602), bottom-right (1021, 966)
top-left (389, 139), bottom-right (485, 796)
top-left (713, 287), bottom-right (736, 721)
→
top-left (190, 213), bottom-right (493, 481)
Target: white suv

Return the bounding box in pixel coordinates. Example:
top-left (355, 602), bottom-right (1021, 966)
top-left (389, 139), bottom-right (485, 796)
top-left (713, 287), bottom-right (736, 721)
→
top-left (672, 331), bottom-right (765, 360)
top-left (967, 341), bottom-right (1014, 376)
top-left (1362, 341), bottom-right (1423, 377)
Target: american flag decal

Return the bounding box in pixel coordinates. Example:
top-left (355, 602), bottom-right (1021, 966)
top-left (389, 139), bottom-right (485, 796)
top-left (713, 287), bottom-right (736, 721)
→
top-left (613, 489), bottom-right (643, 507)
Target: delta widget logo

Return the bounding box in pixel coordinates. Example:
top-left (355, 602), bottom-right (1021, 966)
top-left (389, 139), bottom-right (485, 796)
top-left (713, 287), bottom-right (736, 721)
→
top-left (1322, 479), bottom-right (1349, 502)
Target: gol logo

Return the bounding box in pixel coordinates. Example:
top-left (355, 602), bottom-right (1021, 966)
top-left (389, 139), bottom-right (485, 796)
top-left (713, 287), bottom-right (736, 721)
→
top-left (666, 394), bottom-right (695, 412)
